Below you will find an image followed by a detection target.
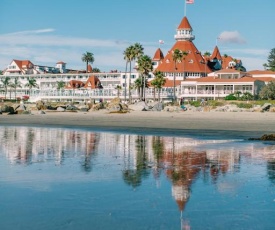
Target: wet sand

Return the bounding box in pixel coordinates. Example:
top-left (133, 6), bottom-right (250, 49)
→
top-left (0, 110), bottom-right (274, 139)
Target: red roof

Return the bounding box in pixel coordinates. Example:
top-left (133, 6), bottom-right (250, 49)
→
top-left (252, 77), bottom-right (275, 82)
top-left (66, 80), bottom-right (85, 89)
top-left (211, 46), bottom-right (222, 60)
top-left (84, 75), bottom-right (101, 89)
top-left (149, 78), bottom-right (181, 87)
top-left (153, 48), bottom-right (164, 61)
top-left (247, 70), bottom-right (275, 75)
top-left (177, 16), bottom-right (192, 30)
top-left (156, 40), bottom-right (211, 73)
top-left (13, 59), bottom-right (34, 70)
top-left (87, 64), bottom-right (93, 73)
top-left (194, 76), bottom-right (260, 83)
top-left (56, 61), bottom-right (66, 64)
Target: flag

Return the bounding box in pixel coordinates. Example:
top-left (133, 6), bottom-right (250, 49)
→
top-left (186, 0), bottom-right (194, 4)
top-left (159, 40), bottom-right (164, 44)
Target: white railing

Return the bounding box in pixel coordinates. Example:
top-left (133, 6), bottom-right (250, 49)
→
top-left (0, 88), bottom-right (254, 102)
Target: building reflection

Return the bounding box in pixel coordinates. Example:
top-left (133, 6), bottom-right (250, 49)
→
top-left (0, 127), bottom-right (100, 171)
top-left (0, 126), bottom-right (274, 227)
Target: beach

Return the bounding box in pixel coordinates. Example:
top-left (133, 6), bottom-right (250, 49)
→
top-left (0, 110), bottom-right (274, 138)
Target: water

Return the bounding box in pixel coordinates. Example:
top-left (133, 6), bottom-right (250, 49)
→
top-left (0, 126), bottom-right (274, 230)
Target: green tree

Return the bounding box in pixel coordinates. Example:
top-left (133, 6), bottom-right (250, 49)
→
top-left (137, 55), bottom-right (153, 101)
top-left (263, 63), bottom-right (268, 70)
top-left (25, 78), bottom-right (39, 95)
top-left (131, 43), bottom-right (144, 103)
top-left (151, 71), bottom-right (166, 102)
top-left (0, 76), bottom-right (10, 99)
top-left (234, 91), bottom-right (242, 100)
top-left (259, 81), bottom-right (275, 100)
top-left (172, 49), bottom-right (184, 103)
top-left (115, 85), bottom-right (122, 98)
top-left (204, 51), bottom-right (211, 56)
top-left (123, 43), bottom-right (144, 103)
top-left (241, 92), bottom-right (254, 101)
top-left (123, 48), bottom-right (130, 102)
top-left (81, 52), bottom-right (94, 73)
top-left (264, 48), bottom-right (275, 71)
top-left (92, 67), bottom-right (100, 73)
top-left (9, 77), bottom-right (22, 100)
top-left (56, 81), bottom-right (66, 90)
top-left (134, 77), bottom-right (143, 100)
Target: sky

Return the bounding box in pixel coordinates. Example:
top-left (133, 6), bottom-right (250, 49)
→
top-left (0, 0), bottom-right (274, 72)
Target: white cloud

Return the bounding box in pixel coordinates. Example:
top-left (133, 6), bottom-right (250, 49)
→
top-left (6, 28), bottom-right (56, 35)
top-left (0, 28), bottom-right (134, 71)
top-left (0, 29), bottom-right (129, 48)
top-left (218, 31), bottom-right (246, 44)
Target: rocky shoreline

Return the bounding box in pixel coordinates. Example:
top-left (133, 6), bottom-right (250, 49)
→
top-left (0, 98), bottom-right (275, 115)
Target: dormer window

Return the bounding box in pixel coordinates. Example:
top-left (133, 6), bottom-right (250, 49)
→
top-left (189, 59), bottom-right (193, 63)
top-left (166, 59), bottom-right (170, 63)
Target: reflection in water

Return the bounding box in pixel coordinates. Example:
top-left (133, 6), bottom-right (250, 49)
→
top-left (0, 126), bottom-right (275, 229)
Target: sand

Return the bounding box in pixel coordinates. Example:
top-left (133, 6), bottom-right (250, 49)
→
top-left (0, 110), bottom-right (274, 139)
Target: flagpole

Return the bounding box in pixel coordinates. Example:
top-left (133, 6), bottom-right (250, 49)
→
top-left (184, 0), bottom-right (187, 17)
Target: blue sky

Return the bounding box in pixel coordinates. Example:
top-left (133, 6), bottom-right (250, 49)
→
top-left (0, 0), bottom-right (274, 72)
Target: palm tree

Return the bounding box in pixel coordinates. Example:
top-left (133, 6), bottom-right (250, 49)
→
top-left (123, 43), bottom-right (144, 103)
top-left (182, 50), bottom-right (189, 80)
top-left (92, 67), bottom-right (101, 73)
top-left (137, 55), bottom-right (153, 101)
top-left (115, 85), bottom-right (122, 98)
top-left (1, 76), bottom-right (10, 99)
top-left (25, 78), bottom-right (39, 95)
top-left (151, 71), bottom-right (166, 102)
top-left (56, 81), bottom-right (66, 90)
top-left (129, 43), bottom-right (144, 103)
top-left (172, 49), bottom-right (184, 103)
top-left (123, 48), bottom-right (130, 102)
top-left (9, 77), bottom-right (22, 101)
top-left (134, 77), bottom-right (143, 100)
top-left (82, 52), bottom-right (94, 73)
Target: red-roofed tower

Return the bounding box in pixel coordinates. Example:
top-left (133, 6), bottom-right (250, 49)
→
top-left (156, 16), bottom-right (211, 80)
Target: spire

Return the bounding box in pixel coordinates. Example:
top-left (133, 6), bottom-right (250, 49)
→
top-left (174, 16), bottom-right (195, 41)
top-left (211, 46), bottom-right (222, 61)
top-left (153, 48), bottom-right (164, 61)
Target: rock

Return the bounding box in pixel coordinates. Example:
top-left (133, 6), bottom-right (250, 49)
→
top-left (92, 103), bottom-right (104, 111)
top-left (78, 104), bottom-right (90, 112)
top-left (0, 105), bottom-right (15, 114)
top-left (106, 97), bottom-right (123, 112)
top-left (36, 100), bottom-right (47, 110)
top-left (57, 107), bottom-right (65, 112)
top-left (66, 104), bottom-right (78, 111)
top-left (128, 101), bottom-right (149, 111)
top-left (38, 110), bottom-right (46, 114)
top-left (248, 134), bottom-right (275, 141)
top-left (261, 103), bottom-right (271, 112)
top-left (15, 101), bottom-right (27, 114)
top-left (151, 102), bottom-right (163, 111)
top-left (108, 104), bottom-right (122, 113)
top-left (21, 111), bottom-right (31, 115)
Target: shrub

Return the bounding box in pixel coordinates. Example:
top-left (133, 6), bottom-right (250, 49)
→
top-left (225, 94), bottom-right (237, 100)
top-left (207, 100), bottom-right (225, 107)
top-left (189, 101), bottom-right (201, 107)
top-left (237, 103), bottom-right (253, 109)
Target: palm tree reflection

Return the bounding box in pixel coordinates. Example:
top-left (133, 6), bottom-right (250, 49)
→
top-left (123, 135), bottom-right (150, 188)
